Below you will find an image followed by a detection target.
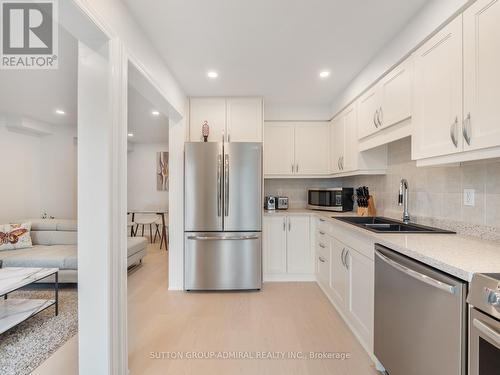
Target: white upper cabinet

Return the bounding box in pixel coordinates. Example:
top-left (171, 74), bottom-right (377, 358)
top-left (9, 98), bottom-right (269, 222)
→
top-left (189, 97), bottom-right (263, 142)
top-left (226, 97), bottom-right (263, 142)
top-left (463, 0), bottom-right (500, 151)
top-left (358, 87), bottom-right (380, 139)
top-left (357, 57), bottom-right (412, 141)
top-left (330, 116), bottom-right (344, 173)
top-left (379, 58), bottom-right (412, 129)
top-left (189, 97), bottom-right (226, 142)
top-left (412, 16), bottom-right (463, 160)
top-left (330, 104), bottom-right (386, 175)
top-left (264, 124), bottom-right (295, 175)
top-left (343, 105), bottom-right (358, 172)
top-left (264, 122), bottom-right (329, 177)
top-left (295, 124), bottom-right (330, 175)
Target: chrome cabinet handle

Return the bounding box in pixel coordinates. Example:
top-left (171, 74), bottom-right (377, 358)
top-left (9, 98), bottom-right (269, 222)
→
top-left (319, 256), bottom-right (326, 263)
top-left (473, 318), bottom-right (500, 346)
top-left (463, 113), bottom-right (471, 146)
top-left (378, 107), bottom-right (383, 127)
top-left (224, 154), bottom-right (229, 216)
top-left (373, 110), bottom-right (379, 128)
top-left (319, 218), bottom-right (325, 222)
top-left (188, 235), bottom-right (259, 241)
top-left (341, 156), bottom-right (344, 170)
top-left (319, 243), bottom-right (326, 249)
top-left (341, 248), bottom-right (346, 266)
top-left (319, 231), bottom-right (325, 235)
top-left (296, 164), bottom-right (299, 173)
top-left (375, 251), bottom-right (456, 294)
top-left (283, 217), bottom-right (286, 231)
top-left (291, 163), bottom-right (294, 173)
top-left (288, 219), bottom-right (291, 231)
top-left (217, 154), bottom-right (222, 216)
top-left (345, 250), bottom-right (350, 270)
top-left (450, 117), bottom-right (458, 147)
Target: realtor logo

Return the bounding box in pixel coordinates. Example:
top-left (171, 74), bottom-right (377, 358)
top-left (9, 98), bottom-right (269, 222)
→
top-left (0, 0), bottom-right (58, 69)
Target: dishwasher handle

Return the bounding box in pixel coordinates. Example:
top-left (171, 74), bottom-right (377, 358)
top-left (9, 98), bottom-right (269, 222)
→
top-left (375, 250), bottom-right (456, 295)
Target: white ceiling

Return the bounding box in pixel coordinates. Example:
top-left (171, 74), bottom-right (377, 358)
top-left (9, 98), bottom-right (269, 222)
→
top-left (123, 0), bottom-right (432, 115)
top-left (128, 85), bottom-right (169, 144)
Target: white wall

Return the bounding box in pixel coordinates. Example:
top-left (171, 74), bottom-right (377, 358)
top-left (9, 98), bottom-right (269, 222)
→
top-left (330, 0), bottom-right (468, 116)
top-left (127, 143), bottom-right (169, 211)
top-left (0, 123), bottom-right (77, 223)
top-left (79, 0), bottom-right (187, 295)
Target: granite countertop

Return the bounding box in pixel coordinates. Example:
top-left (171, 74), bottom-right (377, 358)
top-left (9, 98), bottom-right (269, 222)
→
top-left (264, 209), bottom-right (500, 282)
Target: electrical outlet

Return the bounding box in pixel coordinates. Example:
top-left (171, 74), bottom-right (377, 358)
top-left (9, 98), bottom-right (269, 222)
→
top-left (464, 189), bottom-right (475, 207)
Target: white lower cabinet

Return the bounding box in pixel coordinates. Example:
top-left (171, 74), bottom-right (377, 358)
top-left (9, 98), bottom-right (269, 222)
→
top-left (315, 219), bottom-right (375, 353)
top-left (330, 238), bottom-right (347, 308)
top-left (263, 215), bottom-right (287, 274)
top-left (345, 246), bottom-right (374, 348)
top-left (263, 214), bottom-right (313, 281)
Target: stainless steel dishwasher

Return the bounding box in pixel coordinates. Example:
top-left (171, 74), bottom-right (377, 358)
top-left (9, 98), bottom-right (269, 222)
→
top-left (374, 244), bottom-right (467, 375)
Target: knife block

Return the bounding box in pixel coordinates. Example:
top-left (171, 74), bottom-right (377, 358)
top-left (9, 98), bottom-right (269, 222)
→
top-left (357, 195), bottom-right (376, 217)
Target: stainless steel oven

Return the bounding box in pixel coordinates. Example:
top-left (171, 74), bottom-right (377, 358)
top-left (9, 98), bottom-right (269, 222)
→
top-left (307, 187), bottom-right (353, 212)
top-left (468, 273), bottom-right (500, 375)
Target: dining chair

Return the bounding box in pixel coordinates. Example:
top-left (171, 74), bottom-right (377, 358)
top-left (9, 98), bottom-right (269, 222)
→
top-left (153, 215), bottom-right (169, 250)
top-left (134, 214), bottom-right (158, 243)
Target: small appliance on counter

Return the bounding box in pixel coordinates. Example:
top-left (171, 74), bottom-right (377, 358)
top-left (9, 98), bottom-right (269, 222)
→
top-left (264, 196), bottom-right (276, 210)
top-left (356, 186), bottom-right (376, 216)
top-left (276, 196), bottom-right (289, 210)
top-left (307, 187), bottom-right (354, 212)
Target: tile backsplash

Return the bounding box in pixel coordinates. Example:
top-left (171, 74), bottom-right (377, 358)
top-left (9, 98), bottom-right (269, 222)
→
top-left (265, 137), bottom-right (500, 240)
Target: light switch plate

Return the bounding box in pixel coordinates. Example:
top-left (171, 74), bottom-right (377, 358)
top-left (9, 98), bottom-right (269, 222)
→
top-left (464, 189), bottom-right (475, 207)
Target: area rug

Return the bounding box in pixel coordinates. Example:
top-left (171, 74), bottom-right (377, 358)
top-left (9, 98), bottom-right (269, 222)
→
top-left (0, 289), bottom-right (78, 375)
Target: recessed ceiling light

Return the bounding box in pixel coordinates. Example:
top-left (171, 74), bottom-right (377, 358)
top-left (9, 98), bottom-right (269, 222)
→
top-left (151, 110), bottom-right (160, 116)
top-left (319, 71), bottom-right (331, 78)
top-left (128, 133), bottom-right (134, 137)
top-left (207, 71), bottom-right (218, 79)
top-left (55, 109), bottom-right (66, 115)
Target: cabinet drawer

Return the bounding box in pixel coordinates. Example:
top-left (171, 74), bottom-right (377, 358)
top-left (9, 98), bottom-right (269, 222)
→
top-left (317, 217), bottom-right (331, 234)
top-left (316, 243), bottom-right (330, 288)
top-left (316, 228), bottom-right (328, 244)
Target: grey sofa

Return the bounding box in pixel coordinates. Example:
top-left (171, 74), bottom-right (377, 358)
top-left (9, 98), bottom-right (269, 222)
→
top-left (0, 219), bottom-right (148, 283)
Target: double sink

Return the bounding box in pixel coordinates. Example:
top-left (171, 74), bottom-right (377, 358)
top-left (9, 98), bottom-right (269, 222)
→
top-left (334, 216), bottom-right (455, 234)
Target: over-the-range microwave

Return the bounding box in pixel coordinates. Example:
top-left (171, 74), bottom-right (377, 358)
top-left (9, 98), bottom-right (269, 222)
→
top-left (307, 188), bottom-right (354, 212)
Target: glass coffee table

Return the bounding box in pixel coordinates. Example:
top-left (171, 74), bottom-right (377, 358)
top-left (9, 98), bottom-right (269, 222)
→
top-left (0, 267), bottom-right (59, 334)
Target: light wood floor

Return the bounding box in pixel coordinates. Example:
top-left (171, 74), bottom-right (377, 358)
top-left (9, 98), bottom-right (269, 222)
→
top-left (33, 243), bottom-right (379, 375)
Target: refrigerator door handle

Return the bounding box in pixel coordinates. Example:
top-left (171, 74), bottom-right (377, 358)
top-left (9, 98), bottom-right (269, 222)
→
top-left (217, 154), bottom-right (222, 217)
top-left (224, 154), bottom-right (229, 217)
top-left (187, 235), bottom-right (260, 241)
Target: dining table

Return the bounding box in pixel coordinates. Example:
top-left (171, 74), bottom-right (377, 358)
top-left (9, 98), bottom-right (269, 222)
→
top-left (128, 210), bottom-right (168, 250)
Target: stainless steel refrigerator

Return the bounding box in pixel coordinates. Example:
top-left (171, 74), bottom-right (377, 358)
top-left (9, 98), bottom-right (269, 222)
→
top-left (184, 142), bottom-right (262, 290)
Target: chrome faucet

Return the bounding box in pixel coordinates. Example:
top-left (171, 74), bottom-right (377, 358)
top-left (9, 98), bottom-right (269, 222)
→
top-left (398, 178), bottom-right (410, 224)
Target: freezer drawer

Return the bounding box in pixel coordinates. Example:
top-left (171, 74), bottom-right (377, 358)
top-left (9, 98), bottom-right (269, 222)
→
top-left (184, 232), bottom-right (262, 290)
top-left (374, 245), bottom-right (466, 375)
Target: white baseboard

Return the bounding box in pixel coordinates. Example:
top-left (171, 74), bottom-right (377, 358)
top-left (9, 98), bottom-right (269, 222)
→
top-left (263, 273), bottom-right (316, 282)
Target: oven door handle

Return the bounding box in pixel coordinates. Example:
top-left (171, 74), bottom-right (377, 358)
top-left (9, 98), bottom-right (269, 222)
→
top-left (375, 251), bottom-right (456, 295)
top-left (473, 318), bottom-right (500, 346)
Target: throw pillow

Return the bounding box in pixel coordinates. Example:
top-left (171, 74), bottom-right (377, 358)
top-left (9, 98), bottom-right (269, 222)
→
top-left (0, 222), bottom-right (33, 251)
